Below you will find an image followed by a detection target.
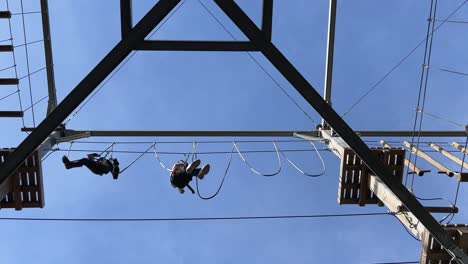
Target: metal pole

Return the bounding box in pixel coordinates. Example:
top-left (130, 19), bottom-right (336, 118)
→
top-left (40, 0), bottom-right (57, 115)
top-left (0, 0), bottom-right (181, 195)
top-left (323, 0), bottom-right (337, 107)
top-left (261, 0), bottom-right (273, 40)
top-left (213, 1), bottom-right (468, 262)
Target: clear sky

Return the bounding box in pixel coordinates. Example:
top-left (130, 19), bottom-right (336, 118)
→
top-left (1, 0), bottom-right (468, 263)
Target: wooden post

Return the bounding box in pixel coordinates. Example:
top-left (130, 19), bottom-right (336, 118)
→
top-left (451, 142), bottom-right (468, 154)
top-left (380, 140), bottom-right (429, 176)
top-left (403, 141), bottom-right (454, 177)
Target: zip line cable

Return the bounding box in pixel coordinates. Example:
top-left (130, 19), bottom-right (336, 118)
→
top-left (64, 0), bottom-right (187, 125)
top-left (20, 0), bottom-right (36, 127)
top-left (342, 0), bottom-right (468, 117)
top-left (6, 0), bottom-right (26, 128)
top-left (405, 0), bottom-right (437, 190)
top-left (233, 141), bottom-right (282, 176)
top-left (417, 109), bottom-right (464, 128)
top-left (195, 0), bottom-right (317, 125)
top-left (0, 212), bottom-right (391, 222)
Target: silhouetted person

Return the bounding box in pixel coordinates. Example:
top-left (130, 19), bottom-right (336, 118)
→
top-left (170, 159), bottom-right (210, 194)
top-left (62, 153), bottom-right (120, 179)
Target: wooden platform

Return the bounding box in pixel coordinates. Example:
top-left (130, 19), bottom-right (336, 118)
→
top-left (0, 45), bottom-right (13, 52)
top-left (338, 147), bottom-right (405, 206)
top-left (0, 149), bottom-right (45, 210)
top-left (0, 78), bottom-right (19, 85)
top-left (420, 224), bottom-right (468, 264)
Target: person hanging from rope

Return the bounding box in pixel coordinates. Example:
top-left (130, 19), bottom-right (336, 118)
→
top-left (170, 159), bottom-right (210, 194)
top-left (61, 153), bottom-right (120, 180)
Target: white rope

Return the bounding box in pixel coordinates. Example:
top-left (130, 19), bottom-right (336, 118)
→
top-left (153, 142), bottom-right (173, 172)
top-left (279, 141), bottom-right (326, 177)
top-left (233, 141), bottom-right (281, 177)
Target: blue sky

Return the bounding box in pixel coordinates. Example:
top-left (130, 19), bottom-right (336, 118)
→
top-left (1, 0), bottom-right (468, 263)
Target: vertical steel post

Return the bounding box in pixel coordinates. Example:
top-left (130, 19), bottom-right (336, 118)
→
top-left (322, 0), bottom-right (337, 128)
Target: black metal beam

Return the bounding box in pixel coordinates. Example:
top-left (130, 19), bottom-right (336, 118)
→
top-left (213, 0), bottom-right (468, 262)
top-left (261, 0), bottom-right (273, 40)
top-left (120, 0), bottom-right (133, 38)
top-left (0, 0), bottom-right (181, 200)
top-left (40, 0), bottom-right (58, 114)
top-left (137, 40), bottom-right (258, 51)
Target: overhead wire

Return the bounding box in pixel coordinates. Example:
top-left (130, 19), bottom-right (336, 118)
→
top-left (195, 0), bottom-right (317, 125)
top-left (0, 90), bottom-right (19, 102)
top-left (13, 39), bottom-right (43, 48)
top-left (342, 0), bottom-right (468, 117)
top-left (23, 95), bottom-right (47, 112)
top-left (0, 65), bottom-right (16, 72)
top-left (18, 66), bottom-right (48, 80)
top-left (11, 11), bottom-right (41, 15)
top-left (64, 0), bottom-right (187, 125)
top-left (50, 148), bottom-right (331, 155)
top-left (0, 212), bottom-right (391, 222)
top-left (417, 109), bottom-right (464, 128)
top-left (20, 0), bottom-right (37, 126)
top-left (6, 0), bottom-right (26, 128)
top-left (440, 68), bottom-right (468, 77)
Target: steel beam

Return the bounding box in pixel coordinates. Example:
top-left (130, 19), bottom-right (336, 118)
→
top-left (323, 0), bottom-right (337, 107)
top-left (261, 0), bottom-right (273, 40)
top-left (65, 130), bottom-right (316, 138)
top-left (213, 0), bottom-right (468, 262)
top-left (120, 0), bottom-right (132, 38)
top-left (136, 40), bottom-right (258, 51)
top-left (0, 0), bottom-right (181, 204)
top-left (40, 0), bottom-right (58, 115)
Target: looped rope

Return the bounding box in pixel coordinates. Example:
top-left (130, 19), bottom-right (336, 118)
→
top-left (233, 141), bottom-right (281, 177)
top-left (153, 142), bottom-right (173, 172)
top-left (279, 141), bottom-right (326, 177)
top-left (67, 141), bottom-right (74, 157)
top-left (195, 145), bottom-right (235, 200)
top-left (100, 142), bottom-right (115, 158)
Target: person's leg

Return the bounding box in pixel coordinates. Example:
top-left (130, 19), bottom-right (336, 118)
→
top-left (197, 164), bottom-right (210, 179)
top-left (190, 168), bottom-right (201, 177)
top-left (63, 157), bottom-right (88, 169)
top-left (186, 159), bottom-right (201, 174)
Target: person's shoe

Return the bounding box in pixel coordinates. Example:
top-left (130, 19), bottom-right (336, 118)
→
top-left (112, 158), bottom-right (119, 166)
top-left (62, 156), bottom-right (71, 169)
top-left (186, 159), bottom-right (201, 174)
top-left (178, 188), bottom-right (185, 194)
top-left (197, 164), bottom-right (210, 179)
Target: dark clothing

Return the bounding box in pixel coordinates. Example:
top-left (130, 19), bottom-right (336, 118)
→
top-left (66, 157), bottom-right (113, 175)
top-left (170, 168), bottom-right (200, 189)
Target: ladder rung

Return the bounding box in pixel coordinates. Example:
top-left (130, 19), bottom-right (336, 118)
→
top-left (0, 78), bottom-right (19, 85)
top-left (0, 111), bottom-right (23, 118)
top-left (0, 45), bottom-right (13, 52)
top-left (0, 11), bottom-right (11, 19)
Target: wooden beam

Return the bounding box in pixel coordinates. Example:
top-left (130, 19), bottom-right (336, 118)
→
top-left (0, 45), bottom-right (13, 52)
top-left (368, 174), bottom-right (425, 239)
top-left (0, 111), bottom-right (24, 118)
top-left (0, 11), bottom-right (11, 19)
top-left (403, 141), bottom-right (454, 177)
top-left (429, 143), bottom-right (468, 170)
top-left (0, 78), bottom-right (19, 85)
top-left (451, 142), bottom-right (468, 154)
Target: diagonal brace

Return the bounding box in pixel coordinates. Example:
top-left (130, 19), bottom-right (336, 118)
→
top-left (213, 0), bottom-right (468, 262)
top-left (0, 0), bottom-right (182, 203)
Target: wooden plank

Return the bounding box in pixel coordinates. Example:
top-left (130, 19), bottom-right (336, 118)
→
top-left (0, 11), bottom-right (11, 19)
top-left (0, 45), bottom-right (13, 52)
top-left (0, 111), bottom-right (24, 118)
top-left (430, 143), bottom-right (468, 170)
top-left (0, 78), bottom-right (19, 85)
